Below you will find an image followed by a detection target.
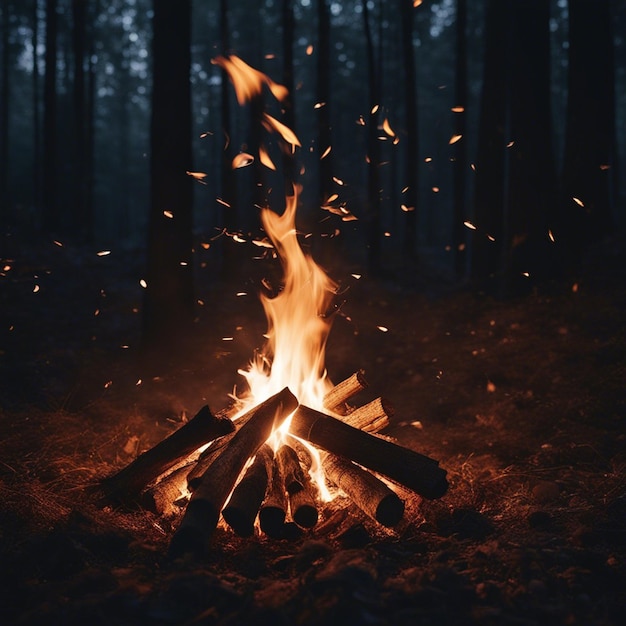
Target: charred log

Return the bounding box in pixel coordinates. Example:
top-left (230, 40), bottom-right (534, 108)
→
top-left (290, 405), bottom-right (448, 500)
top-left (221, 444), bottom-right (274, 537)
top-left (168, 387), bottom-right (297, 558)
top-left (98, 405), bottom-right (235, 505)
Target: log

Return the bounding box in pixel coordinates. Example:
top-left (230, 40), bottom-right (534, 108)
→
top-left (321, 452), bottom-right (404, 527)
top-left (186, 408), bottom-right (258, 490)
top-left (340, 397), bottom-right (393, 432)
top-left (168, 387), bottom-right (298, 558)
top-left (290, 405), bottom-right (448, 500)
top-left (222, 444), bottom-right (274, 537)
top-left (99, 405), bottom-right (235, 504)
top-left (140, 462), bottom-right (194, 516)
top-left (259, 457), bottom-right (288, 538)
top-left (276, 444), bottom-right (318, 529)
top-left (322, 369), bottom-right (368, 413)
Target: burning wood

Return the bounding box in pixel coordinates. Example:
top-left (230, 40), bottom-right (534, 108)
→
top-left (258, 456), bottom-right (288, 538)
top-left (168, 387), bottom-right (297, 558)
top-left (222, 444), bottom-right (274, 537)
top-left (289, 405), bottom-right (448, 500)
top-left (276, 444), bottom-right (318, 528)
top-left (98, 404), bottom-right (235, 505)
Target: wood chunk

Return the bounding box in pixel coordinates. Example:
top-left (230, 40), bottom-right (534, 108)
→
top-left (168, 387), bottom-right (298, 558)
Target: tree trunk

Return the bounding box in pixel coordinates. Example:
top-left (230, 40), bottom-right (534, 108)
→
top-left (470, 0), bottom-right (510, 288)
top-left (281, 0), bottom-right (296, 191)
top-left (452, 0), bottom-right (468, 280)
top-left (506, 0), bottom-right (556, 291)
top-left (42, 0), bottom-right (58, 233)
top-left (0, 0), bottom-right (10, 225)
top-left (559, 0), bottom-right (615, 274)
top-left (362, 0), bottom-right (382, 275)
top-left (400, 0), bottom-right (419, 264)
top-left (32, 0), bottom-right (42, 220)
top-left (71, 0), bottom-right (88, 241)
top-left (143, 0), bottom-right (194, 348)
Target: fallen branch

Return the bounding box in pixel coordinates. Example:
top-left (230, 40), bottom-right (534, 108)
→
top-left (168, 387), bottom-right (298, 558)
top-left (290, 405), bottom-right (448, 500)
top-left (99, 405), bottom-right (235, 504)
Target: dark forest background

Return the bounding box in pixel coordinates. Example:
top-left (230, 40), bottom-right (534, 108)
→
top-left (1, 0), bottom-right (624, 343)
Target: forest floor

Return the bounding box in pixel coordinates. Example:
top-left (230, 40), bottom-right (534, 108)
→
top-left (1, 231), bottom-right (625, 625)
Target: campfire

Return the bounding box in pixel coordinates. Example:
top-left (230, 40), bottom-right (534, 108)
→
top-left (98, 57), bottom-right (448, 557)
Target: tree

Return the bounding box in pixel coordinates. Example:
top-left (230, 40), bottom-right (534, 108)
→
top-left (559, 0), bottom-right (615, 273)
top-left (0, 1), bottom-right (10, 224)
top-left (452, 0), bottom-right (467, 279)
top-left (362, 0), bottom-right (382, 274)
top-left (400, 0), bottom-right (419, 264)
top-left (71, 0), bottom-right (90, 241)
top-left (143, 0), bottom-right (194, 347)
top-left (506, 0), bottom-right (556, 288)
top-left (471, 0), bottom-right (509, 287)
top-left (42, 0), bottom-right (58, 233)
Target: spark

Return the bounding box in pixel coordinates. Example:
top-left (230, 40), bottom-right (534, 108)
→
top-left (163, 210), bottom-right (174, 218)
top-left (199, 131), bottom-right (213, 138)
top-left (236, 292), bottom-right (248, 297)
top-left (139, 279), bottom-right (147, 288)
top-left (401, 204), bottom-right (415, 212)
top-left (104, 381), bottom-right (113, 389)
top-left (425, 157), bottom-right (433, 163)
top-left (136, 379), bottom-right (142, 386)
top-left (351, 274), bottom-right (361, 280)
top-left (451, 106), bottom-right (464, 112)
top-left (377, 325), bottom-right (389, 333)
top-left (371, 104), bottom-right (379, 114)
top-left (506, 141), bottom-right (515, 148)
top-left (332, 177), bottom-right (344, 186)
top-left (186, 171), bottom-right (208, 181)
top-left (306, 44), bottom-right (314, 55)
top-left (320, 146), bottom-right (332, 159)
top-left (464, 221), bottom-right (477, 230)
top-left (487, 381), bottom-right (496, 393)
top-left (222, 337), bottom-right (234, 341)
top-left (432, 187), bottom-right (440, 193)
top-left (96, 250), bottom-right (111, 257)
top-left (259, 145), bottom-right (276, 170)
top-left (216, 198), bottom-right (231, 208)
top-left (263, 113), bottom-right (301, 147)
top-left (53, 240), bottom-right (63, 247)
top-left (314, 102), bottom-right (326, 109)
top-left (382, 118), bottom-right (395, 137)
top-left (449, 134), bottom-right (463, 145)
top-left (548, 230), bottom-right (555, 243)
top-left (572, 197), bottom-right (584, 207)
top-left (33, 284), bottom-right (40, 293)
top-left (232, 153), bottom-right (255, 169)
top-left (201, 242), bottom-right (211, 249)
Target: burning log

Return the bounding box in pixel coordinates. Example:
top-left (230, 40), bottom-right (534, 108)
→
top-left (323, 369), bottom-right (368, 413)
top-left (221, 444), bottom-right (274, 537)
top-left (276, 444), bottom-right (318, 528)
top-left (340, 397), bottom-right (393, 432)
top-left (289, 405), bottom-right (448, 500)
top-left (99, 405), bottom-right (235, 504)
top-left (259, 457), bottom-right (288, 538)
top-left (140, 461), bottom-right (195, 516)
top-left (320, 452), bottom-right (404, 527)
top-left (168, 387), bottom-right (298, 558)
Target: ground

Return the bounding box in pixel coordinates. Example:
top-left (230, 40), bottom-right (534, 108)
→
top-left (1, 233), bottom-right (625, 625)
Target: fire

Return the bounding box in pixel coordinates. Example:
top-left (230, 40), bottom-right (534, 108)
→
top-left (217, 55), bottom-right (339, 499)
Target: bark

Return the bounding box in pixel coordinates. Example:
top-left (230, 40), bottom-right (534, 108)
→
top-left (143, 0), bottom-right (195, 346)
top-left (168, 387), bottom-right (297, 558)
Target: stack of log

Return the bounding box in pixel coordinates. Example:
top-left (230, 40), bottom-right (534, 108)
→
top-left (97, 371), bottom-right (448, 558)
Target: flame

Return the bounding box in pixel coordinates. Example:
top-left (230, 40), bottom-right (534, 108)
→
top-left (239, 188), bottom-right (336, 413)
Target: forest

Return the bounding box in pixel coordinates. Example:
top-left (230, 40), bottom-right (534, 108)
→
top-left (1, 1), bottom-right (625, 625)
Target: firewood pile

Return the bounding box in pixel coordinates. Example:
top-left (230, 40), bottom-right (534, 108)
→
top-left (97, 371), bottom-right (448, 558)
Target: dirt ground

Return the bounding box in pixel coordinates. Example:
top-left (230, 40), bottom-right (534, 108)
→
top-left (1, 233), bottom-right (625, 625)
